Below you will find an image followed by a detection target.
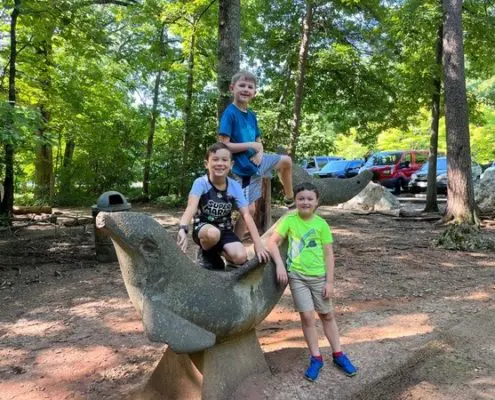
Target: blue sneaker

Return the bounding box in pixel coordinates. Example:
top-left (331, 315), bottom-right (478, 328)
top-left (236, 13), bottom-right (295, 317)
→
top-left (304, 356), bottom-right (324, 382)
top-left (333, 353), bottom-right (357, 377)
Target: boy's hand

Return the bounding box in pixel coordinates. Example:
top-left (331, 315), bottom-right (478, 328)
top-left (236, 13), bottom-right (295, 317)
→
top-left (276, 264), bottom-right (288, 286)
top-left (322, 282), bottom-right (334, 299)
top-left (250, 142), bottom-right (263, 153)
top-left (250, 149), bottom-right (263, 166)
top-left (254, 242), bottom-right (270, 263)
top-left (176, 230), bottom-right (188, 253)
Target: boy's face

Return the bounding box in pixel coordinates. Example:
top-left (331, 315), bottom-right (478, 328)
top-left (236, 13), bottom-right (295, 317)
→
top-left (204, 148), bottom-right (233, 179)
top-left (295, 189), bottom-right (318, 218)
top-left (230, 78), bottom-right (256, 107)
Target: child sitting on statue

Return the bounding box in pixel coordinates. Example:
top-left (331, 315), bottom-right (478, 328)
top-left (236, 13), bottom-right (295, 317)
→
top-left (177, 142), bottom-right (269, 270)
top-left (218, 70), bottom-right (294, 239)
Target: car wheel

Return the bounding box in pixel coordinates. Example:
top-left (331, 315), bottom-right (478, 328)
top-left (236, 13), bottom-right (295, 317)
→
top-left (392, 179), bottom-right (402, 195)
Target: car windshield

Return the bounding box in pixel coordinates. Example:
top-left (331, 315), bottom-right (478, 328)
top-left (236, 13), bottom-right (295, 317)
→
top-left (364, 152), bottom-right (401, 167)
top-left (321, 160), bottom-right (348, 173)
top-left (316, 157), bottom-right (330, 168)
top-left (418, 158), bottom-right (447, 174)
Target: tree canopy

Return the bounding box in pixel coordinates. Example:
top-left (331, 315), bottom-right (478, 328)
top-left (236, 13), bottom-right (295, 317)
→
top-left (1, 0), bottom-right (494, 215)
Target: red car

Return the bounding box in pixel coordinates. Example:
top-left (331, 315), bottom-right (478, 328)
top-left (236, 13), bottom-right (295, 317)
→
top-left (359, 150), bottom-right (429, 194)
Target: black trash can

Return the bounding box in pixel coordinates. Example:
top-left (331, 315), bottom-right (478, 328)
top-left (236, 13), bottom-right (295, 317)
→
top-left (91, 191), bottom-right (131, 263)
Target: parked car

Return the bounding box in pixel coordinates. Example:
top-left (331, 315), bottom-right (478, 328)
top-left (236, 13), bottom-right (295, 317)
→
top-left (314, 159), bottom-right (364, 179)
top-left (359, 150), bottom-right (429, 194)
top-left (408, 156), bottom-right (482, 194)
top-left (300, 155), bottom-right (344, 175)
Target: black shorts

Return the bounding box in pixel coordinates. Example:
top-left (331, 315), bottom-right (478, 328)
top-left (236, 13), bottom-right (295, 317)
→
top-left (192, 223), bottom-right (241, 254)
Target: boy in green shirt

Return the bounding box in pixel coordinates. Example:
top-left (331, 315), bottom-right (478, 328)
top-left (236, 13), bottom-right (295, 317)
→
top-left (268, 183), bottom-right (357, 381)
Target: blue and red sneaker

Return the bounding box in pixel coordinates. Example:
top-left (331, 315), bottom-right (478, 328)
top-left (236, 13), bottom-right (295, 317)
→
top-left (333, 353), bottom-right (357, 377)
top-left (304, 356), bottom-right (324, 382)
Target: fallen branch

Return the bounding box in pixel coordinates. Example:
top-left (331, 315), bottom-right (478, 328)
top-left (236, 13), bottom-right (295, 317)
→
top-left (13, 206), bottom-right (52, 215)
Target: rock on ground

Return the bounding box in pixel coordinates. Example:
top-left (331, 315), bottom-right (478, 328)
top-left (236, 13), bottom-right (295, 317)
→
top-left (342, 182), bottom-right (400, 215)
top-left (475, 169), bottom-right (495, 213)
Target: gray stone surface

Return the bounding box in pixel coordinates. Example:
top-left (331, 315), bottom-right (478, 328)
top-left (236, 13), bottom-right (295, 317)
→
top-left (475, 169), bottom-right (495, 213)
top-left (293, 165), bottom-right (373, 205)
top-left (342, 181), bottom-right (400, 214)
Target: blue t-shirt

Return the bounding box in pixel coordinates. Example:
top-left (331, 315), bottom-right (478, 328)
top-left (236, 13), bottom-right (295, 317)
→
top-left (218, 103), bottom-right (261, 177)
top-left (190, 175), bottom-right (248, 230)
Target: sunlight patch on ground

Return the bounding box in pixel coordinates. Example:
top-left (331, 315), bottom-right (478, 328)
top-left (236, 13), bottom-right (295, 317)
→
top-left (69, 297), bottom-right (133, 318)
top-left (259, 327), bottom-right (329, 352)
top-left (2, 319), bottom-right (68, 338)
top-left (36, 346), bottom-right (119, 380)
top-left (444, 290), bottom-right (493, 302)
top-left (341, 313), bottom-right (433, 344)
top-left (102, 314), bottom-right (144, 334)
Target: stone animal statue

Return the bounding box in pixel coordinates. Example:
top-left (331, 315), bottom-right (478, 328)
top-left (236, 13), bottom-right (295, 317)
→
top-left (97, 166), bottom-right (372, 400)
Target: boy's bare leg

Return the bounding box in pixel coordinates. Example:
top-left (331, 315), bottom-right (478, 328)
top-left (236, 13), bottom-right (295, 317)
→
top-left (222, 242), bottom-right (248, 265)
top-left (300, 311), bottom-right (321, 357)
top-left (234, 203), bottom-right (256, 240)
top-left (319, 312), bottom-right (342, 353)
top-left (198, 225), bottom-right (221, 250)
top-left (275, 155), bottom-right (294, 200)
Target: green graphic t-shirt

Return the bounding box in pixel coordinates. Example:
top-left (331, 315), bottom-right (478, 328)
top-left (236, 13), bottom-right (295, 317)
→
top-left (275, 212), bottom-right (333, 276)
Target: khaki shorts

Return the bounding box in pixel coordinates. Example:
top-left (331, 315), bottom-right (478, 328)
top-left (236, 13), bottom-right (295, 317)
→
top-left (288, 271), bottom-right (333, 314)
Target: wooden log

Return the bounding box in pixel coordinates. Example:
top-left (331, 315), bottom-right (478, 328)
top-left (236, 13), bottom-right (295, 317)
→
top-left (13, 206), bottom-right (52, 215)
top-left (254, 178), bottom-right (272, 235)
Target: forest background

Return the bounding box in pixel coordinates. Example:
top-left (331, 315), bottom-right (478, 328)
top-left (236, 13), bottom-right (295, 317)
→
top-left (1, 0), bottom-right (495, 210)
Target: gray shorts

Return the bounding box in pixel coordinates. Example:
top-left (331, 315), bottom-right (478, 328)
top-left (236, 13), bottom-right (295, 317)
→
top-left (288, 271), bottom-right (333, 314)
top-left (234, 153), bottom-right (281, 204)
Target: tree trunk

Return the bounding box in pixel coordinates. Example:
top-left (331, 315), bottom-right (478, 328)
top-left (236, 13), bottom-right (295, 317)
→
top-left (143, 24), bottom-right (166, 201)
top-left (424, 23), bottom-right (443, 213)
top-left (289, 1), bottom-right (313, 158)
top-left (180, 31), bottom-right (196, 197)
top-left (273, 56), bottom-right (293, 140)
top-left (0, 0), bottom-right (20, 224)
top-left (217, 0), bottom-right (240, 118)
top-left (35, 106), bottom-right (54, 204)
top-left (60, 139), bottom-right (76, 193)
top-left (442, 0), bottom-right (477, 224)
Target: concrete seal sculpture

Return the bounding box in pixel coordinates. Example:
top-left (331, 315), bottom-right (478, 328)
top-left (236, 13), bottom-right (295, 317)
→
top-left (96, 167), bottom-right (372, 400)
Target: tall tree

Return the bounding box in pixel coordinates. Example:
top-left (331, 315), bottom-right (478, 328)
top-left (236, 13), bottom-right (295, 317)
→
top-left (425, 22), bottom-right (443, 213)
top-left (143, 22), bottom-right (166, 202)
top-left (289, 0), bottom-right (313, 158)
top-left (0, 0), bottom-right (20, 225)
top-left (442, 0), bottom-right (477, 224)
top-left (217, 0), bottom-right (240, 117)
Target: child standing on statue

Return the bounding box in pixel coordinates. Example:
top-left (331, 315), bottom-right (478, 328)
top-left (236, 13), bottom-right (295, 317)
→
top-left (218, 70), bottom-right (294, 239)
top-left (177, 143), bottom-right (269, 270)
top-left (268, 182), bottom-right (357, 381)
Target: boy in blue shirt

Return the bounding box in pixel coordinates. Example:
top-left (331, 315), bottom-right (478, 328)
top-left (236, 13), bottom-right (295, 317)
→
top-left (268, 182), bottom-right (357, 381)
top-left (218, 71), bottom-right (294, 239)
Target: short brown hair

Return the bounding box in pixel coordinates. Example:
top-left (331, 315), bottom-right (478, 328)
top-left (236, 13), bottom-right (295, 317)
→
top-left (231, 70), bottom-right (257, 86)
top-left (205, 142), bottom-right (232, 160)
top-left (294, 182), bottom-right (319, 199)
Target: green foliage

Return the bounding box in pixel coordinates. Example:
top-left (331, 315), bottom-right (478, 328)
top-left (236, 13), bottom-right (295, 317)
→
top-left (1, 0), bottom-right (495, 208)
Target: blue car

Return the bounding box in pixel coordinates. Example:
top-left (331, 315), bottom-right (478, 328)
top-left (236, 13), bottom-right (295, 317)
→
top-left (314, 159), bottom-right (364, 179)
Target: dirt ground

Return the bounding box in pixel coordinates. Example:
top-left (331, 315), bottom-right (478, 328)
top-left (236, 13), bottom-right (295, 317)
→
top-left (1, 200), bottom-right (494, 400)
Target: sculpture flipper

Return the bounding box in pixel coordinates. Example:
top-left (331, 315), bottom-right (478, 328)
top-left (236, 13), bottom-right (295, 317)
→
top-left (142, 297), bottom-right (217, 353)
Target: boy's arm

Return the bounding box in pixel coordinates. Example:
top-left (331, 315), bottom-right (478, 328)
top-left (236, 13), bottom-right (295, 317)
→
top-left (176, 195), bottom-right (200, 252)
top-left (267, 231), bottom-right (288, 285)
top-left (217, 135), bottom-right (262, 154)
top-left (239, 207), bottom-right (269, 263)
top-left (322, 243), bottom-right (335, 299)
top-left (250, 137), bottom-right (264, 166)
